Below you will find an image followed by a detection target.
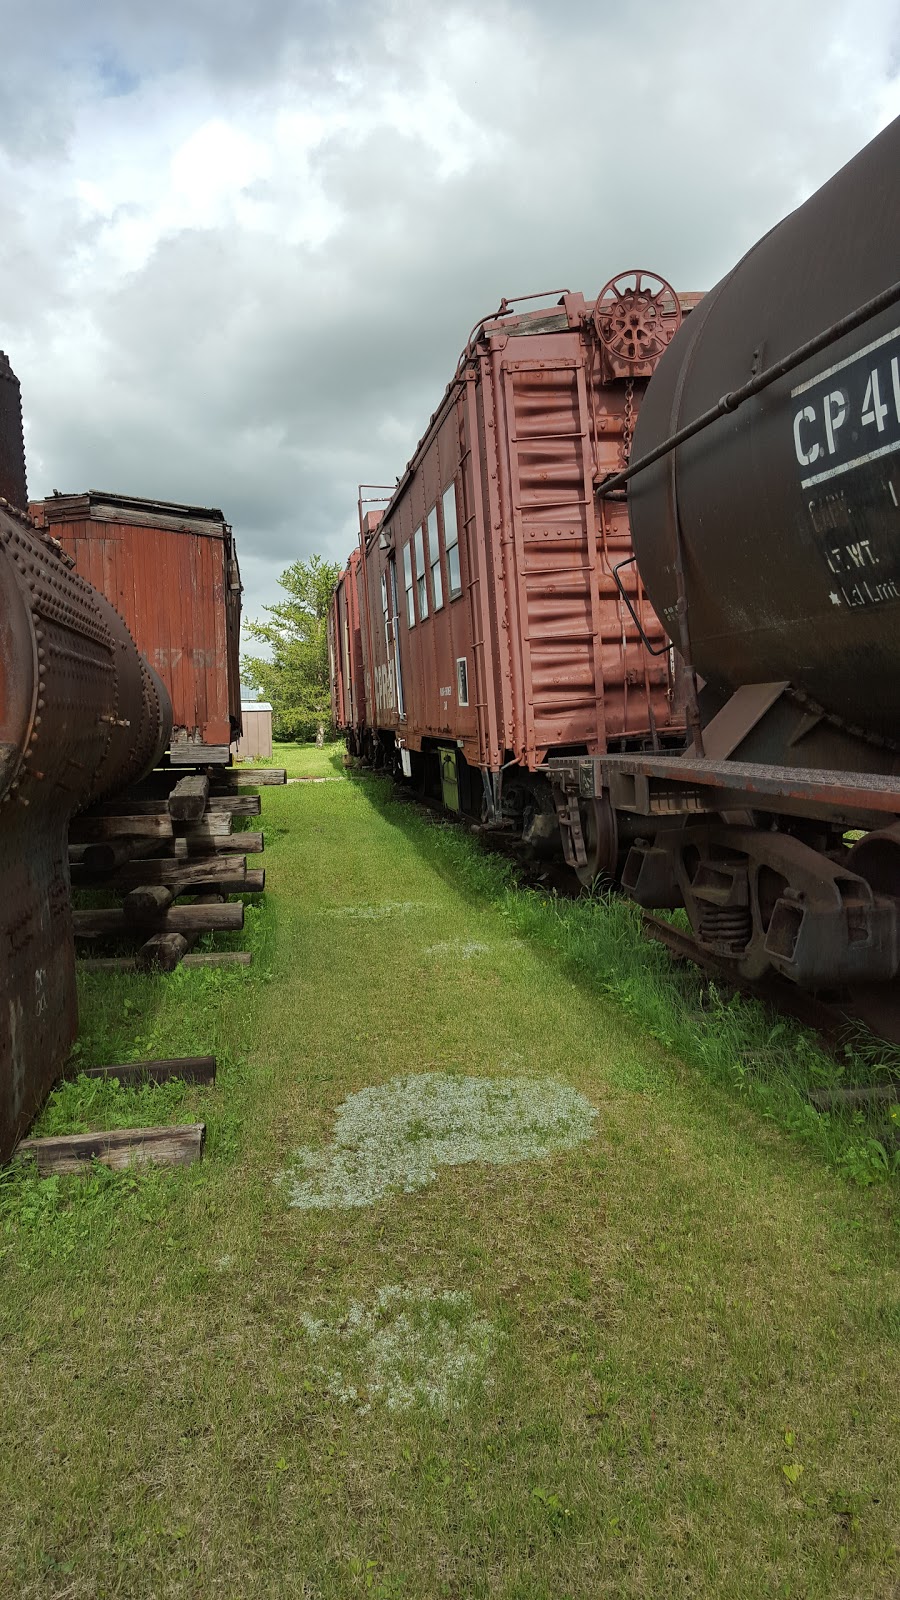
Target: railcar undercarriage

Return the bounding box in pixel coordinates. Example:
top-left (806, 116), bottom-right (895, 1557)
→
top-left (548, 744), bottom-right (900, 1021)
top-left (351, 713), bottom-right (900, 1023)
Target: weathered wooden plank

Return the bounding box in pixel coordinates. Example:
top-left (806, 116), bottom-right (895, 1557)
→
top-left (182, 951), bottom-right (252, 968)
top-left (123, 884), bottom-right (175, 921)
top-left (114, 855), bottom-right (247, 887)
top-left (79, 943), bottom-right (253, 974)
top-left (205, 794), bottom-right (262, 816)
top-left (189, 869), bottom-right (265, 895)
top-left (135, 931), bottom-right (190, 971)
top-left (77, 836), bottom-right (168, 876)
top-left (211, 767), bottom-right (286, 787)
top-left (169, 744), bottom-right (231, 765)
top-left (77, 957), bottom-right (140, 974)
top-left (181, 831), bottom-right (263, 856)
top-left (136, 891), bottom-right (225, 967)
top-left (808, 1082), bottom-right (900, 1112)
top-left (17, 1123), bottom-right (206, 1175)
top-left (168, 774), bottom-right (210, 823)
top-left (95, 793), bottom-right (255, 817)
top-left (74, 903), bottom-right (243, 935)
top-left (71, 1057), bottom-right (216, 1086)
top-left (183, 812), bottom-right (233, 839)
top-left (70, 814), bottom-right (174, 842)
top-left (92, 798), bottom-right (170, 816)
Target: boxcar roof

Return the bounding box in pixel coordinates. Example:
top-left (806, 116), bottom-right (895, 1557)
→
top-left (34, 490), bottom-right (227, 534)
top-left (371, 287), bottom-right (706, 537)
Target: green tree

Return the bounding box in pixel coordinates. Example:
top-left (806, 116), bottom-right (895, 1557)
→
top-left (241, 554), bottom-right (342, 744)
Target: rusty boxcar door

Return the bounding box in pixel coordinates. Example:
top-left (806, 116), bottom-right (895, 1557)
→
top-left (496, 354), bottom-right (608, 764)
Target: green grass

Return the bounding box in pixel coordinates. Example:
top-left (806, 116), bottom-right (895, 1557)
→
top-left (0, 742), bottom-right (898, 1599)
top-left (273, 739), bottom-right (348, 778)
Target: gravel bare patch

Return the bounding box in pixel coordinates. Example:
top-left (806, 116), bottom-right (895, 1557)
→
top-left (322, 901), bottom-right (436, 920)
top-left (300, 1285), bottom-right (501, 1414)
top-left (424, 940), bottom-right (490, 958)
top-left (280, 1071), bottom-right (597, 1209)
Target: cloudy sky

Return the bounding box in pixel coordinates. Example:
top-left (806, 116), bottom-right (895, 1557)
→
top-left (2, 0), bottom-right (900, 635)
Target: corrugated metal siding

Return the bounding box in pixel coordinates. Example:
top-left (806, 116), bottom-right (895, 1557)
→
top-left (38, 505), bottom-right (233, 747)
top-left (497, 340), bottom-right (676, 761)
top-left (345, 297), bottom-right (682, 775)
top-left (503, 360), bottom-right (599, 756)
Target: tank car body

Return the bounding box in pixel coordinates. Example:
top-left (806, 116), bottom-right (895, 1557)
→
top-left (333, 282), bottom-right (697, 875)
top-left (550, 113), bottom-right (900, 1004)
top-left (1, 485), bottom-right (171, 1160)
top-left (30, 490), bottom-right (243, 764)
top-left (629, 111), bottom-right (900, 751)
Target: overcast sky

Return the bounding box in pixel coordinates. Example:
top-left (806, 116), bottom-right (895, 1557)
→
top-left (2, 0), bottom-right (900, 636)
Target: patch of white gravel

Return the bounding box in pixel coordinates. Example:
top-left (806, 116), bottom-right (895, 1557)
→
top-left (424, 939), bottom-right (490, 958)
top-left (299, 1285), bottom-right (501, 1413)
top-left (322, 901), bottom-right (435, 920)
top-left (279, 1071), bottom-right (597, 1210)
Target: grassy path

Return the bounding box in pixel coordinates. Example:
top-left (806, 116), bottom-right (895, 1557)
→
top-left (0, 745), bottom-right (898, 1598)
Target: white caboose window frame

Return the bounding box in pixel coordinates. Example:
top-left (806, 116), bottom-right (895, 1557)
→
top-left (442, 482), bottom-right (461, 598)
top-left (414, 525), bottom-right (428, 620)
top-left (403, 541), bottom-right (415, 626)
top-left (427, 507), bottom-right (443, 610)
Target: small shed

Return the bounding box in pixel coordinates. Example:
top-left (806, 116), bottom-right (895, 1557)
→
top-left (233, 702), bottom-right (273, 761)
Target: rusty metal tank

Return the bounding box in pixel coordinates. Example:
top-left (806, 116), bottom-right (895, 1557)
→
top-left (0, 500), bottom-right (171, 1160)
top-left (0, 353), bottom-right (27, 512)
top-left (628, 112), bottom-right (900, 747)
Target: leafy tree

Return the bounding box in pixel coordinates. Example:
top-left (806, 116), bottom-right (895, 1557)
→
top-left (241, 554), bottom-right (342, 744)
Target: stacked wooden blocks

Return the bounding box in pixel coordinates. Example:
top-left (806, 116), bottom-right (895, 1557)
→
top-left (69, 766), bottom-right (286, 972)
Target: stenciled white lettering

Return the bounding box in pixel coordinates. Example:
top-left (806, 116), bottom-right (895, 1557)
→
top-left (374, 660), bottom-right (395, 711)
top-left (824, 389), bottom-right (847, 454)
top-left (794, 405), bottom-right (820, 467)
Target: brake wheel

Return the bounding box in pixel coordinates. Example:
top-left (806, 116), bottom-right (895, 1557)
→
top-left (593, 270), bottom-right (682, 365)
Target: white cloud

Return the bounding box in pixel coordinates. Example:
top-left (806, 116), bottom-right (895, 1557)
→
top-left (2, 0), bottom-right (899, 628)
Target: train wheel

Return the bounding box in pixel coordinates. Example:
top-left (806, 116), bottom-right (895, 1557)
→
top-left (574, 796), bottom-right (619, 888)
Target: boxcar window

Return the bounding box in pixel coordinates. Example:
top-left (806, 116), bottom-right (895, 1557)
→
top-left (443, 483), bottom-right (461, 598)
top-left (414, 525), bottom-right (429, 620)
top-left (456, 656), bottom-right (469, 707)
top-left (427, 507), bottom-right (443, 610)
top-left (403, 542), bottom-right (415, 627)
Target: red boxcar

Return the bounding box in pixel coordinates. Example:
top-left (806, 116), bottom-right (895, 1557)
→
top-left (31, 491), bottom-right (242, 763)
top-left (329, 544), bottom-right (369, 746)
top-left (331, 277), bottom-right (698, 877)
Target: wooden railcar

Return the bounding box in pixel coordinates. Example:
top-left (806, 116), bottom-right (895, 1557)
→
top-left (31, 491), bottom-right (242, 764)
